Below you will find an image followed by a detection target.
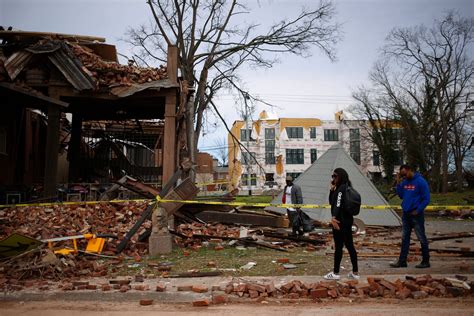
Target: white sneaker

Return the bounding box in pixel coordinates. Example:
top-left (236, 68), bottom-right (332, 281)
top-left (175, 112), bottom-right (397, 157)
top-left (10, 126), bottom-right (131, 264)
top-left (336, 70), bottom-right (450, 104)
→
top-left (323, 272), bottom-right (340, 280)
top-left (347, 272), bottom-right (360, 280)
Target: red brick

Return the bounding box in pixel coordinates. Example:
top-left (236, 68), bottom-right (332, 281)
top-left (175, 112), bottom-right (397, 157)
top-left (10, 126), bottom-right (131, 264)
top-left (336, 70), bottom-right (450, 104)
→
top-left (135, 275), bottom-right (144, 283)
top-left (62, 283), bottom-right (74, 291)
top-left (214, 245), bottom-right (224, 251)
top-left (76, 285), bottom-right (87, 290)
top-left (288, 293), bottom-right (300, 299)
top-left (415, 277), bottom-right (428, 286)
top-left (265, 282), bottom-right (276, 294)
top-left (192, 285), bottom-right (209, 293)
top-left (411, 291), bottom-right (428, 299)
top-left (134, 285), bottom-right (149, 291)
top-left (139, 299), bottom-right (153, 306)
top-left (109, 280), bottom-right (131, 286)
top-left (404, 280), bottom-right (420, 292)
top-left (156, 283), bottom-right (166, 292)
top-left (379, 280), bottom-right (397, 292)
top-left (112, 284), bottom-right (121, 290)
top-left (249, 289), bottom-right (259, 298)
top-left (225, 284), bottom-right (234, 294)
top-left (86, 285), bottom-right (97, 290)
top-left (193, 299), bottom-right (210, 307)
top-left (420, 286), bottom-right (434, 294)
top-left (328, 288), bottom-right (338, 299)
top-left (277, 258), bottom-right (290, 263)
top-left (212, 294), bottom-right (228, 305)
top-left (310, 288), bottom-right (328, 299)
top-left (397, 287), bottom-right (411, 300)
top-left (280, 282), bottom-right (294, 293)
top-left (177, 285), bottom-right (193, 291)
top-left (248, 284), bottom-right (266, 293)
top-left (119, 285), bottom-right (129, 292)
top-left (234, 284), bottom-right (247, 293)
top-left (446, 286), bottom-right (465, 297)
top-left (102, 285), bottom-right (112, 291)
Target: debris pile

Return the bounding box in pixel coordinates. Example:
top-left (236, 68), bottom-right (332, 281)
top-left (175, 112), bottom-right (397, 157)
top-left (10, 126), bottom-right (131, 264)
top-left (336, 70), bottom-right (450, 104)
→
top-left (225, 275), bottom-right (474, 300)
top-left (70, 44), bottom-right (168, 86)
top-left (0, 201), bottom-right (151, 256)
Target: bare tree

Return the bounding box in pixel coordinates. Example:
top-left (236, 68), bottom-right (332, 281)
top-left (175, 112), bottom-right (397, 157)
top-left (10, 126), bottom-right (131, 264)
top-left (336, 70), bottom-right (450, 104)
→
top-left (126, 0), bottom-right (340, 177)
top-left (351, 12), bottom-right (473, 193)
top-left (213, 136), bottom-right (228, 166)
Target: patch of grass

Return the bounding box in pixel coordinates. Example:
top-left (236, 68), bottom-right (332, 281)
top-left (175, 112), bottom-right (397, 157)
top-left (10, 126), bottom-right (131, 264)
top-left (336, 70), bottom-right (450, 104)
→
top-left (120, 245), bottom-right (328, 277)
top-left (235, 195), bottom-right (274, 204)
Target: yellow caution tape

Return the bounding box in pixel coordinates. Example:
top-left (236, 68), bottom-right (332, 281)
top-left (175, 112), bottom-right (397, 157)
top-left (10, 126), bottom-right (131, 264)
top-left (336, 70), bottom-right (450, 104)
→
top-left (0, 197), bottom-right (472, 212)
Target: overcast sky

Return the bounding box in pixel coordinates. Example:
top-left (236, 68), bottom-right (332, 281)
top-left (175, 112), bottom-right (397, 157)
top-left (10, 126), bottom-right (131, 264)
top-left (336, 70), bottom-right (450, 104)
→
top-left (1, 0), bottom-right (473, 156)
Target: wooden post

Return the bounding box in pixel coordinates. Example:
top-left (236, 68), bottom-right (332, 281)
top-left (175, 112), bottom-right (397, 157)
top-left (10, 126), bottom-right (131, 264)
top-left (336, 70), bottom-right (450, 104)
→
top-left (167, 45), bottom-right (178, 84)
top-left (162, 93), bottom-right (177, 184)
top-left (68, 114), bottom-right (82, 182)
top-left (44, 103), bottom-right (61, 198)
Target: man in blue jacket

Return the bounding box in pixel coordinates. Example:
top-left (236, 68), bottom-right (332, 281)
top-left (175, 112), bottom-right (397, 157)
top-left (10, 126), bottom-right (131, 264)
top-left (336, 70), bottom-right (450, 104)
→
top-left (390, 164), bottom-right (431, 268)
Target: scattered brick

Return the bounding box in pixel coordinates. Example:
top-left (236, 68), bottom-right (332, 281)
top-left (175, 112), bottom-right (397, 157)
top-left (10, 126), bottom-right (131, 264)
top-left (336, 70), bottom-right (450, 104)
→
top-left (328, 288), bottom-right (338, 299)
top-left (225, 284), bottom-right (234, 294)
top-left (214, 245), bottom-right (224, 251)
top-left (310, 288), bottom-right (328, 299)
top-left (134, 285), bottom-right (149, 291)
top-left (288, 293), bottom-right (300, 299)
top-left (193, 299), bottom-right (210, 307)
top-left (135, 275), bottom-right (144, 283)
top-left (397, 287), bottom-right (411, 300)
top-left (86, 284), bottom-right (97, 290)
top-left (62, 283), bottom-right (74, 291)
top-left (212, 294), bottom-right (228, 305)
top-left (109, 280), bottom-right (131, 286)
top-left (249, 290), bottom-right (259, 298)
top-left (411, 291), bottom-right (428, 299)
top-left (192, 285), bottom-right (209, 293)
top-left (265, 282), bottom-right (276, 294)
top-left (139, 299), bottom-right (153, 306)
top-left (119, 285), bottom-right (129, 292)
top-left (248, 284), bottom-right (266, 293)
top-left (379, 280), bottom-right (397, 292)
top-left (446, 286), bottom-right (465, 297)
top-left (277, 258), bottom-right (290, 263)
top-left (156, 283), bottom-right (166, 292)
top-left (415, 277), bottom-right (428, 286)
top-left (101, 285), bottom-right (112, 291)
top-left (234, 284), bottom-right (247, 293)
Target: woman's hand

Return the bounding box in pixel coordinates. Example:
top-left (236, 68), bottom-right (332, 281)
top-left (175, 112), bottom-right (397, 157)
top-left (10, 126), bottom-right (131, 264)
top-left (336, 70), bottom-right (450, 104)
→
top-left (331, 217), bottom-right (340, 230)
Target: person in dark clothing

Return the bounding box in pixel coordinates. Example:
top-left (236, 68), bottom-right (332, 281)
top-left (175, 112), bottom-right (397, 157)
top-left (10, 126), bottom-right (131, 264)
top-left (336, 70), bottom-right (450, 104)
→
top-left (324, 168), bottom-right (359, 280)
top-left (282, 175), bottom-right (304, 235)
top-left (390, 164), bottom-right (431, 269)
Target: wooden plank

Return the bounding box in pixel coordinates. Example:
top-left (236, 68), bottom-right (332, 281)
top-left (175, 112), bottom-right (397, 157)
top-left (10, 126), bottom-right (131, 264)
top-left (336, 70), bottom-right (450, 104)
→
top-left (0, 31), bottom-right (105, 42)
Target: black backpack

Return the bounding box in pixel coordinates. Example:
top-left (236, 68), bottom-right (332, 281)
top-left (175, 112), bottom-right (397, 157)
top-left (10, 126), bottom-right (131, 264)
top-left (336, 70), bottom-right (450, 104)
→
top-left (344, 186), bottom-right (361, 216)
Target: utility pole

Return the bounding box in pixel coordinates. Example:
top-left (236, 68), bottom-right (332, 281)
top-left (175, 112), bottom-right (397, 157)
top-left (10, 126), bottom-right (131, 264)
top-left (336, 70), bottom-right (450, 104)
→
top-left (243, 92), bottom-right (252, 196)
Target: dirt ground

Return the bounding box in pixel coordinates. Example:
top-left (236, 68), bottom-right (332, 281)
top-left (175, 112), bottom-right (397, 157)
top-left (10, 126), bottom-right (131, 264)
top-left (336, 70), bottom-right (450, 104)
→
top-left (1, 299), bottom-right (473, 316)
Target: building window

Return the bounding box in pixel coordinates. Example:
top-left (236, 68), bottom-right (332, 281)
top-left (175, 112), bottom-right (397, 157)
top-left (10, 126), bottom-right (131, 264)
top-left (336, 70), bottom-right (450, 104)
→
top-left (0, 127), bottom-right (6, 155)
top-left (241, 152), bottom-right (255, 165)
top-left (240, 129), bottom-right (252, 141)
top-left (324, 129), bottom-right (339, 141)
top-left (265, 133), bottom-right (275, 164)
top-left (350, 128), bottom-right (361, 165)
top-left (392, 128), bottom-right (402, 143)
top-left (265, 128), bottom-right (275, 140)
top-left (265, 173), bottom-right (274, 182)
top-left (286, 127), bottom-right (303, 139)
top-left (250, 173), bottom-right (257, 186)
top-left (373, 151), bottom-right (380, 166)
top-left (265, 152), bottom-right (275, 164)
top-left (286, 172), bottom-right (302, 181)
top-left (286, 149), bottom-right (304, 164)
top-left (241, 174), bottom-right (248, 186)
top-left (310, 149), bottom-right (317, 163)
top-left (241, 174), bottom-right (256, 186)
top-left (310, 127), bottom-right (317, 139)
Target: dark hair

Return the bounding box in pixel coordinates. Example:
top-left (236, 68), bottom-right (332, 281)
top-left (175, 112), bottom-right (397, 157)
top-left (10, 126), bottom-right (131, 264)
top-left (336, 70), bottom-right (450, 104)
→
top-left (399, 164), bottom-right (413, 171)
top-left (333, 168), bottom-right (352, 187)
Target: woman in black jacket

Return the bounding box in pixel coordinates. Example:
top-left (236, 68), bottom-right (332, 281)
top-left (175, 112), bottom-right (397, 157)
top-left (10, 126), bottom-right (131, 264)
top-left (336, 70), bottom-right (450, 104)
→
top-left (324, 168), bottom-right (359, 280)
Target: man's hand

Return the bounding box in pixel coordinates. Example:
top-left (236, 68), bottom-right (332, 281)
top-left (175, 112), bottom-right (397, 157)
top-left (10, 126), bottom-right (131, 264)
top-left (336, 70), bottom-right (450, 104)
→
top-left (331, 217), bottom-right (340, 230)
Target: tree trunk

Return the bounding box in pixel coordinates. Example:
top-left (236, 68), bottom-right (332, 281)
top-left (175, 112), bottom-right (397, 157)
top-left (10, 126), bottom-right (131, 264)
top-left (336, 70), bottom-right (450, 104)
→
top-left (186, 96), bottom-right (196, 181)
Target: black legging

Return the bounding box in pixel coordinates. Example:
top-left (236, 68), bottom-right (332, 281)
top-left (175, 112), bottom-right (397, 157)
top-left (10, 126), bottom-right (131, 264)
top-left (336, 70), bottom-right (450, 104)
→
top-left (332, 217), bottom-right (358, 273)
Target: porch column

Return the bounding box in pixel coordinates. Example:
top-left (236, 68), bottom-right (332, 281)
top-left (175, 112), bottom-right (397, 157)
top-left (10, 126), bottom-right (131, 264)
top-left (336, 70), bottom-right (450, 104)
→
top-left (68, 113), bottom-right (82, 182)
top-left (162, 94), bottom-right (177, 184)
top-left (44, 104), bottom-right (60, 198)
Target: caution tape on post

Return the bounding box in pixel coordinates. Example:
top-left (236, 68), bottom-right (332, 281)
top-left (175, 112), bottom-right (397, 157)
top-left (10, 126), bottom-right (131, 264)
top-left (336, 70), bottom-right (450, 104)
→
top-left (0, 196), bottom-right (472, 211)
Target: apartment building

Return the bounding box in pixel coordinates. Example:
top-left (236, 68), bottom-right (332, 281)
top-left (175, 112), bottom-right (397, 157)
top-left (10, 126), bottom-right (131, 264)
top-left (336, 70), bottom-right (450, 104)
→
top-left (228, 110), bottom-right (402, 193)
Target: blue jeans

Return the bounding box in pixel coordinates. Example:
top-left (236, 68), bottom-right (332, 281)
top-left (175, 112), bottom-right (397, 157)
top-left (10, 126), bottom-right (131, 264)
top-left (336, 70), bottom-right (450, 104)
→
top-left (399, 212), bottom-right (430, 262)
